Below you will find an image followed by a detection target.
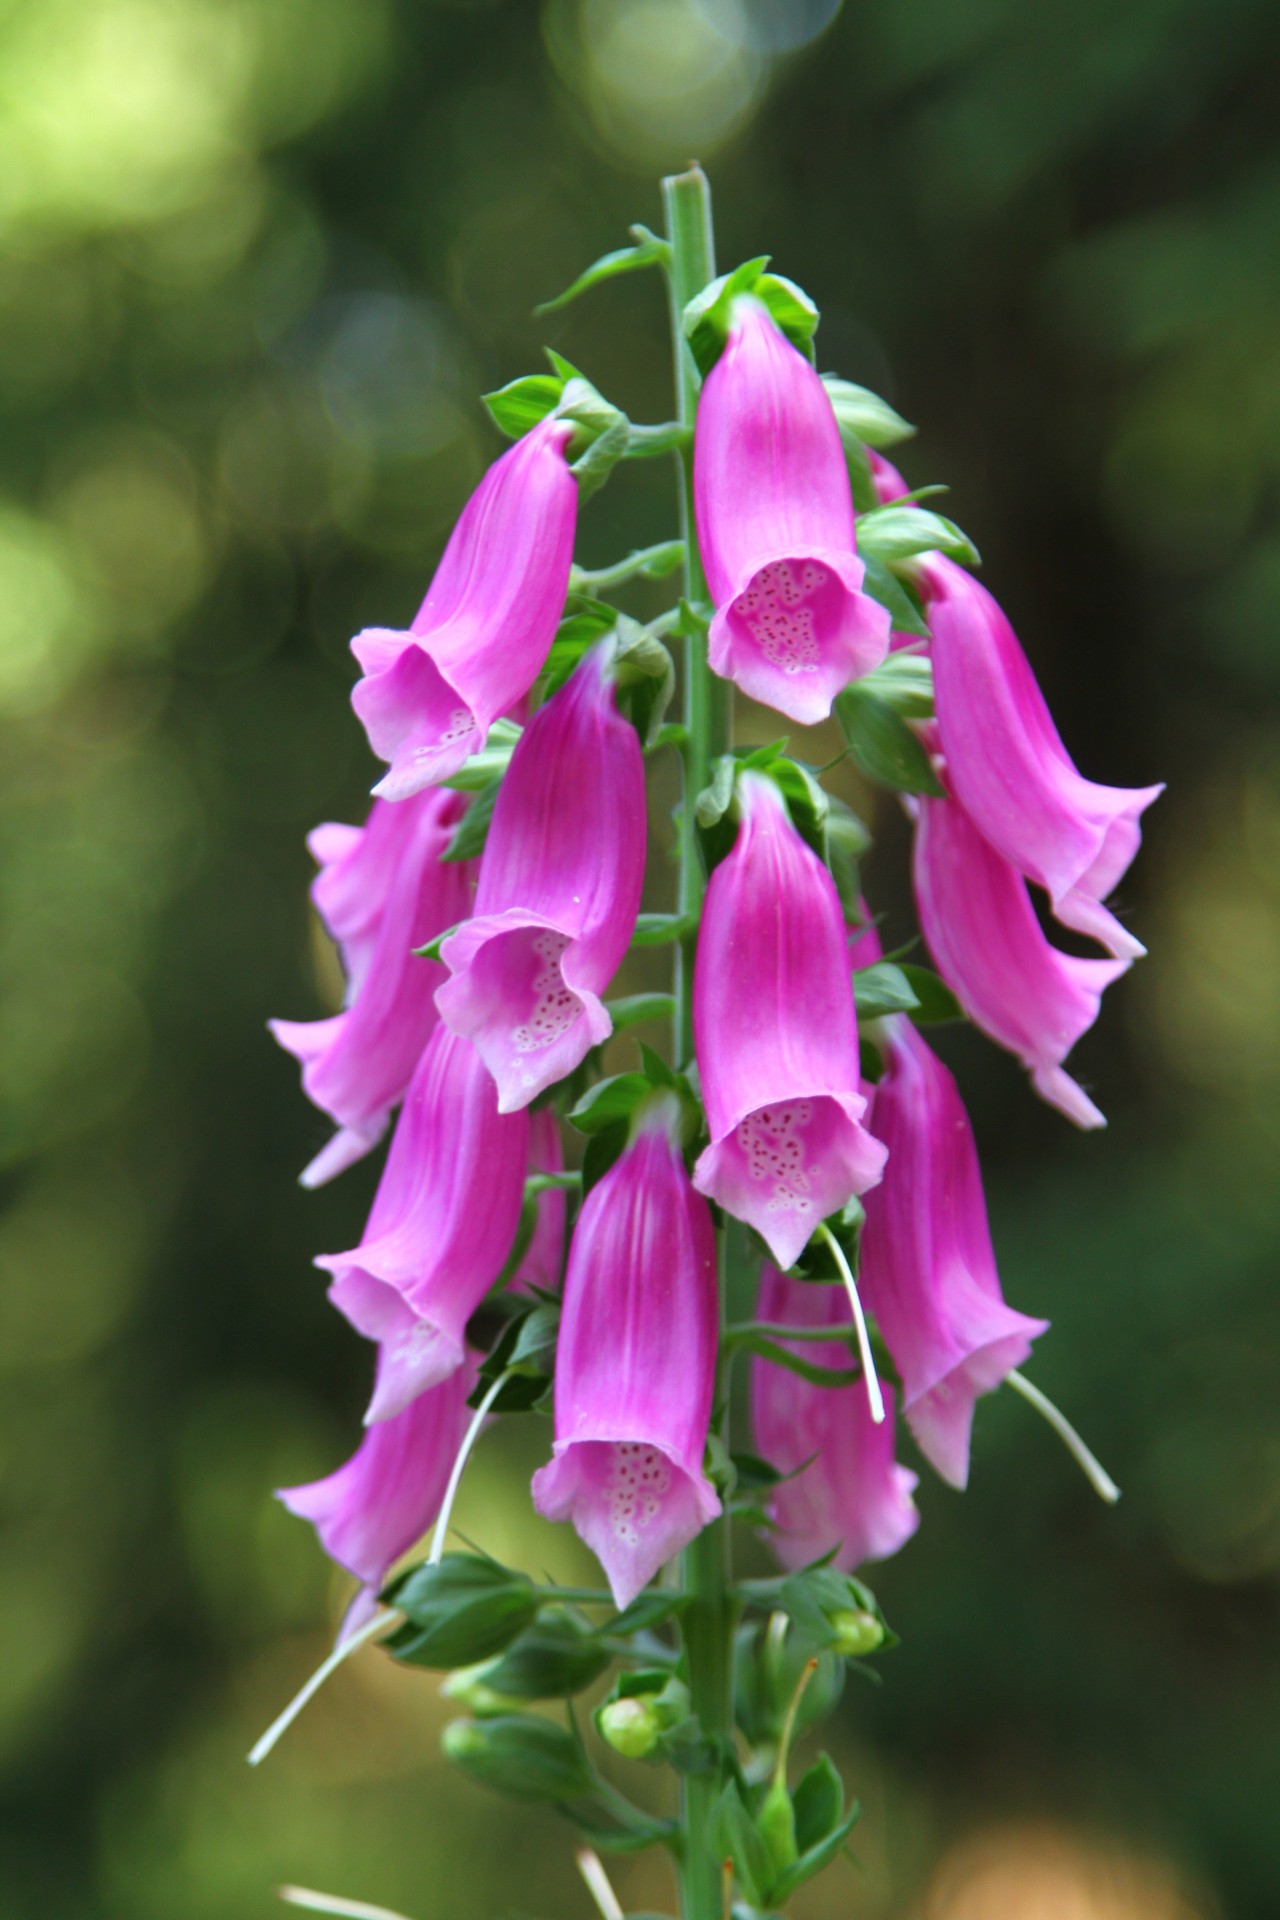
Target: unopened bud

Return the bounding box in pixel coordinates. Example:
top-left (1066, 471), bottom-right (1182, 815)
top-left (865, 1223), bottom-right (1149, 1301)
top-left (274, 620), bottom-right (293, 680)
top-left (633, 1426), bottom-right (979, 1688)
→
top-left (597, 1696), bottom-right (661, 1759)
top-left (441, 1664), bottom-right (520, 1717)
top-left (830, 1608), bottom-right (884, 1657)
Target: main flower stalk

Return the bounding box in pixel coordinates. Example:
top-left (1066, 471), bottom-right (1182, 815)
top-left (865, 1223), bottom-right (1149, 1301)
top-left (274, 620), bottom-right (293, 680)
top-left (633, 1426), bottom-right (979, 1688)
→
top-left (664, 163), bottom-right (733, 1920)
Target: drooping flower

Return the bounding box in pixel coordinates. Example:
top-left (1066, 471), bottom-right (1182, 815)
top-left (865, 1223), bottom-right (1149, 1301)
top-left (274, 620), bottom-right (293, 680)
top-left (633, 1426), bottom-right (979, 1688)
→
top-left (867, 453), bottom-right (1161, 963)
top-left (436, 642), bottom-right (645, 1111)
top-left (278, 1348), bottom-right (476, 1641)
top-left (693, 771), bottom-right (886, 1270)
top-left (511, 1106), bottom-right (568, 1294)
top-left (860, 1019), bottom-right (1048, 1487)
top-left (751, 1262), bottom-right (919, 1570)
top-left (321, 1024), bottom-right (528, 1421)
top-left (694, 300), bottom-right (890, 723)
top-left (912, 750), bottom-right (1128, 1127)
top-left (270, 789), bottom-right (472, 1187)
top-left (351, 417), bottom-right (577, 800)
top-left (532, 1091), bottom-right (720, 1608)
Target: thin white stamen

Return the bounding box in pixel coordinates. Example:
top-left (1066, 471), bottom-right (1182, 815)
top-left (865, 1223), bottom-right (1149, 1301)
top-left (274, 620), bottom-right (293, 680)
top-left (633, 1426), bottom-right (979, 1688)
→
top-left (815, 1223), bottom-right (885, 1424)
top-left (279, 1888), bottom-right (418, 1920)
top-left (1006, 1368), bottom-right (1121, 1505)
top-left (428, 1369), bottom-right (511, 1565)
top-left (576, 1850), bottom-right (625, 1920)
top-left (248, 1608), bottom-right (395, 1767)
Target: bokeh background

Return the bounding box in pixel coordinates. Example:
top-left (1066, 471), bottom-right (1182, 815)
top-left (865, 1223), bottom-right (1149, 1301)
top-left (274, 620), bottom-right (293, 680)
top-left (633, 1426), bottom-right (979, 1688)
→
top-left (2, 0), bottom-right (1278, 1915)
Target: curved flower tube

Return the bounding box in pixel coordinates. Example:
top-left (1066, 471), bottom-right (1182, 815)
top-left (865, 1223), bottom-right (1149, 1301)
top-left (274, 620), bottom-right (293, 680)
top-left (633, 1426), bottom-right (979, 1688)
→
top-left (321, 1024), bottom-right (528, 1419)
top-left (532, 1092), bottom-right (720, 1608)
top-left (271, 789), bottom-right (471, 1187)
top-left (912, 752), bottom-right (1128, 1128)
top-left (278, 1348), bottom-right (477, 1640)
top-left (695, 301), bottom-right (890, 723)
top-left (751, 1263), bottom-right (919, 1570)
top-left (511, 1107), bottom-right (568, 1293)
top-left (351, 416), bottom-right (577, 799)
top-left (693, 771), bottom-right (886, 1270)
top-left (436, 641), bottom-right (646, 1111)
top-left (860, 1020), bottom-right (1048, 1487)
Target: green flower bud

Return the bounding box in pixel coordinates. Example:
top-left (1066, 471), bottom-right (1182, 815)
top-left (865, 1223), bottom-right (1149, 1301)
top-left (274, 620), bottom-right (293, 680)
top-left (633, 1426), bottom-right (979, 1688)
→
top-left (441, 1713), bottom-right (594, 1802)
top-left (758, 1774), bottom-right (797, 1875)
top-left (440, 1664), bottom-right (522, 1717)
top-left (829, 1608), bottom-right (884, 1657)
top-left (597, 1696), bottom-right (661, 1760)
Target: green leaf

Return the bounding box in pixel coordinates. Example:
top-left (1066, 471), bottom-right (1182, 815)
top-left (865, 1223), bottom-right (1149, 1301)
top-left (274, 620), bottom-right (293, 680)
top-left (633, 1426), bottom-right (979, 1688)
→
top-left (822, 374), bottom-right (915, 450)
top-left (443, 776), bottom-right (501, 862)
top-left (606, 1587), bottom-right (690, 1637)
top-left (755, 272), bottom-right (820, 358)
top-left (855, 651), bottom-right (934, 719)
top-left (851, 960), bottom-right (921, 1021)
top-left (777, 1567), bottom-right (897, 1656)
top-left (567, 1072), bottom-right (653, 1135)
top-left (842, 430), bottom-right (881, 515)
top-left (558, 374), bottom-right (630, 503)
top-left (629, 912), bottom-right (696, 948)
top-left (612, 616), bottom-right (675, 747)
top-left (386, 1555), bottom-right (538, 1669)
top-left (897, 963), bottom-right (963, 1024)
top-left (442, 1713), bottom-right (594, 1802)
top-left (791, 1754), bottom-right (844, 1856)
top-left (712, 1780), bottom-right (774, 1909)
top-left (471, 1611), bottom-right (610, 1701)
top-left (857, 502), bottom-right (981, 569)
top-left (482, 372), bottom-right (564, 439)
top-left (836, 686), bottom-right (944, 796)
top-left (535, 232), bottom-right (670, 314)
top-left (859, 555), bottom-right (930, 638)
top-left (606, 992), bottom-right (676, 1033)
top-left (769, 1803), bottom-right (861, 1904)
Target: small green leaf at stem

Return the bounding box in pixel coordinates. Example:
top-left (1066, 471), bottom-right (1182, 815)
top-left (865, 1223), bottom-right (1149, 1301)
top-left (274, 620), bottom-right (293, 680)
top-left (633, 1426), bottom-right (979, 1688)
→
top-left (536, 233), bottom-right (672, 314)
top-left (859, 556), bottom-right (931, 637)
top-left (836, 686), bottom-right (944, 796)
top-left (851, 960), bottom-right (921, 1021)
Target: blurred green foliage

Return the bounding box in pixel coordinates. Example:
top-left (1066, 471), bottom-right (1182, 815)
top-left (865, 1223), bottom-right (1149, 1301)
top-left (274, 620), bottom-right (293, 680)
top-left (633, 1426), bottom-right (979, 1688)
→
top-left (1, 0), bottom-right (1277, 1916)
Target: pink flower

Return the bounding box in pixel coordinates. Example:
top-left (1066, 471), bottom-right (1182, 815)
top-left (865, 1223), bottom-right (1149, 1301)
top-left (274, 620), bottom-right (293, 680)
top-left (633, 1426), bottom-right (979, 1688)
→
top-left (351, 417), bottom-right (577, 800)
top-left (695, 301), bottom-right (890, 723)
top-left (321, 1024), bottom-right (528, 1420)
top-left (693, 772), bottom-right (886, 1270)
top-left (435, 642), bottom-right (645, 1111)
top-left (532, 1093), bottom-right (720, 1608)
top-left (912, 753), bottom-right (1128, 1128)
top-left (278, 1349), bottom-right (476, 1640)
top-left (751, 1262), bottom-right (919, 1570)
top-left (860, 1020), bottom-right (1048, 1487)
top-left (918, 557), bottom-right (1161, 962)
top-left (270, 790), bottom-right (472, 1186)
top-left (511, 1107), bottom-right (568, 1293)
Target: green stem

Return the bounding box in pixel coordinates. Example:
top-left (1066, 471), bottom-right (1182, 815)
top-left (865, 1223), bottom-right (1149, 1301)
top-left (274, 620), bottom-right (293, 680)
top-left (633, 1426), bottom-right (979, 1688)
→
top-left (664, 163), bottom-right (734, 1920)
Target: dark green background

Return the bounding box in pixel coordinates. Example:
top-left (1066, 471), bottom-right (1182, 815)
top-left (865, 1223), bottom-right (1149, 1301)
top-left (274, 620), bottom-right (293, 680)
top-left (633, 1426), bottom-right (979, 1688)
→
top-left (2, 1), bottom-right (1277, 1915)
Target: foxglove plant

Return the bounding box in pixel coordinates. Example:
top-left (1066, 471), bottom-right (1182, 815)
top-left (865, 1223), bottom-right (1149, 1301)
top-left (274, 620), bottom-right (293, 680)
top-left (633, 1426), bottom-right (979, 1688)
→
top-left (257, 169), bottom-right (1156, 1920)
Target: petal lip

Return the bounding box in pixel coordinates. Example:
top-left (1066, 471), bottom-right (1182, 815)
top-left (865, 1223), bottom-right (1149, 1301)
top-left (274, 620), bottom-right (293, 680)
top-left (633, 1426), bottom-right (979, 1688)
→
top-left (532, 1438), bottom-right (721, 1610)
top-left (707, 547), bottom-right (890, 725)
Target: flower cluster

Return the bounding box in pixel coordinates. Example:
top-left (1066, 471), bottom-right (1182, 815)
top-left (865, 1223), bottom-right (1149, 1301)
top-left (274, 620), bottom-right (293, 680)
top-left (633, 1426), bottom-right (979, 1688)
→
top-left (271, 275), bottom-right (1158, 1643)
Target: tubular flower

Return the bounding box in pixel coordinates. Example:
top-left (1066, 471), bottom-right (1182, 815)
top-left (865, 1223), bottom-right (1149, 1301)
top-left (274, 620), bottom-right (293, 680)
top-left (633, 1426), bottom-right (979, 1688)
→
top-left (695, 300), bottom-right (890, 723)
top-left (918, 556), bottom-right (1161, 962)
top-left (860, 1019), bottom-right (1048, 1488)
top-left (435, 641), bottom-right (645, 1111)
top-left (511, 1107), bottom-right (568, 1293)
top-left (693, 772), bottom-right (886, 1270)
top-left (278, 1349), bottom-right (477, 1641)
top-left (912, 749), bottom-right (1128, 1128)
top-left (751, 1263), bottom-right (919, 1570)
top-left (531, 1092), bottom-right (720, 1608)
top-left (320, 1024), bottom-right (528, 1420)
top-left (270, 789), bottom-right (472, 1187)
top-left (351, 417), bottom-right (577, 800)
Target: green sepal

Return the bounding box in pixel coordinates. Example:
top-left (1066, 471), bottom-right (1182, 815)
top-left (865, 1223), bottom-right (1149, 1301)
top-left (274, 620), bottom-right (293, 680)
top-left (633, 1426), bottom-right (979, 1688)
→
top-left (896, 963), bottom-right (963, 1024)
top-left (482, 371), bottom-right (564, 439)
top-left (836, 684), bottom-right (944, 796)
top-left (442, 1713), bottom-right (594, 1802)
top-left (854, 650), bottom-right (934, 719)
top-left (857, 501), bottom-right (981, 570)
top-left (535, 228), bottom-right (671, 314)
top-left (684, 258), bottom-right (820, 376)
top-left (442, 776), bottom-right (501, 862)
top-left (821, 374), bottom-right (916, 450)
top-left (768, 1800), bottom-right (861, 1905)
top-left (384, 1554), bottom-right (539, 1669)
top-left (463, 1609), bottom-right (611, 1703)
top-left (556, 367), bottom-right (630, 503)
top-left (851, 960), bottom-right (920, 1021)
top-left (439, 716), bottom-right (523, 790)
top-left (612, 614), bottom-right (676, 747)
top-left (568, 1072), bottom-right (655, 1136)
top-left (860, 555), bottom-right (931, 637)
top-left (776, 1566), bottom-right (897, 1656)
top-left (792, 1753), bottom-right (844, 1855)
top-left (712, 1780), bottom-right (776, 1909)
top-left (470, 1299), bottom-right (559, 1411)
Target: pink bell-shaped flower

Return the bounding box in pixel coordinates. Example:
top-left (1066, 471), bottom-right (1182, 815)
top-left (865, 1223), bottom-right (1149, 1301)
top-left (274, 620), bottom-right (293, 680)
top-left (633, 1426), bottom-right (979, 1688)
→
top-left (751, 1262), bottom-right (919, 1570)
top-left (531, 1091), bottom-right (720, 1608)
top-left (351, 416), bottom-right (577, 800)
top-left (919, 555), bottom-right (1161, 962)
top-left (435, 641), bottom-right (646, 1111)
top-left (693, 771), bottom-right (886, 1270)
top-left (320, 1024), bottom-right (528, 1420)
top-left (270, 789), bottom-right (472, 1187)
top-left (694, 300), bottom-right (890, 723)
top-left (278, 1347), bottom-right (476, 1640)
top-left (912, 747), bottom-right (1128, 1128)
top-left (860, 1019), bottom-right (1048, 1488)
